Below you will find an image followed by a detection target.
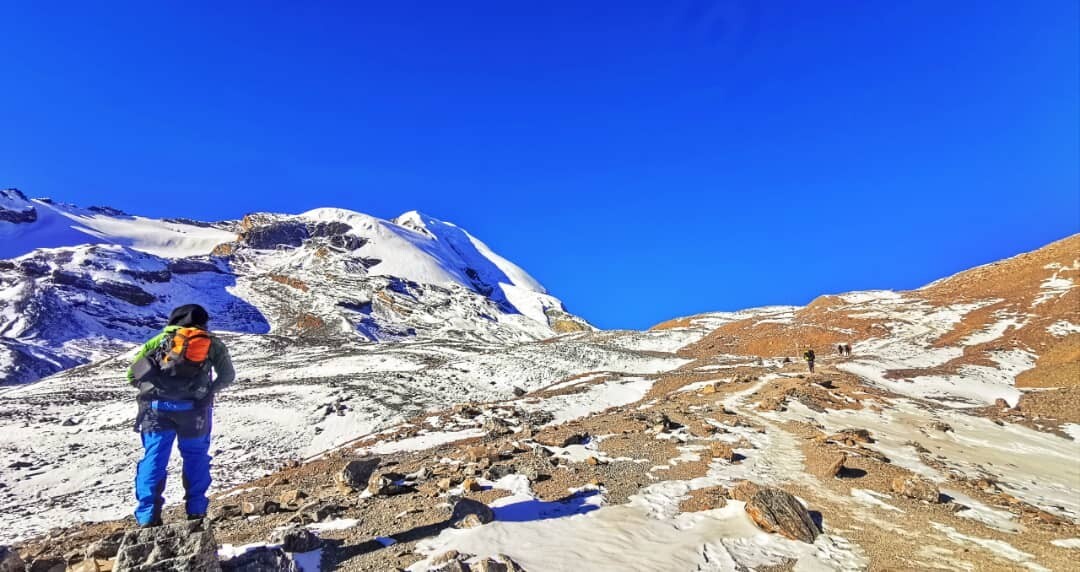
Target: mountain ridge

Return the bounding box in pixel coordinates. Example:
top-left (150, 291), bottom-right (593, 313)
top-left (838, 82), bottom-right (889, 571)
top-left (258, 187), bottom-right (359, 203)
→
top-left (0, 191), bottom-right (590, 385)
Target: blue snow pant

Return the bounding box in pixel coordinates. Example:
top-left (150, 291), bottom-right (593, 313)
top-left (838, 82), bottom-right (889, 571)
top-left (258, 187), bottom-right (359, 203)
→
top-left (134, 400), bottom-right (213, 525)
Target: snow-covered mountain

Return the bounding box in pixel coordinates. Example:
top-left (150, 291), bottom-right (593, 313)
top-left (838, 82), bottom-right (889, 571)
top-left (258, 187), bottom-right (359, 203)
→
top-left (0, 189), bottom-right (589, 384)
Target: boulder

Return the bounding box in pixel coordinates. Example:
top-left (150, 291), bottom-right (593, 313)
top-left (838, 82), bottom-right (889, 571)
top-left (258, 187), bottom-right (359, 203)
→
top-left (220, 545), bottom-right (300, 571)
top-left (451, 498), bottom-right (495, 529)
top-left (462, 477), bottom-right (482, 492)
top-left (114, 520), bottom-right (221, 572)
top-left (368, 472), bottom-right (408, 496)
top-left (744, 488), bottom-right (822, 543)
top-left (821, 452), bottom-right (846, 478)
top-left (484, 464), bottom-right (516, 480)
top-left (242, 500), bottom-right (280, 515)
top-left (0, 546), bottom-right (25, 572)
top-left (483, 417), bottom-right (514, 437)
top-left (560, 433), bottom-right (590, 447)
top-left (891, 476), bottom-right (941, 503)
top-left (213, 504), bottom-right (243, 520)
top-left (271, 526), bottom-right (323, 553)
top-left (85, 531), bottom-right (124, 559)
top-left (27, 557), bottom-right (64, 572)
top-left (277, 489), bottom-right (307, 506)
top-left (337, 457), bottom-right (381, 492)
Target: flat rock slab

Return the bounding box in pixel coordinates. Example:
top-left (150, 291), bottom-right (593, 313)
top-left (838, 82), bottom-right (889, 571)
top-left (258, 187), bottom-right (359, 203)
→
top-left (114, 520), bottom-right (220, 572)
top-left (744, 487), bottom-right (822, 543)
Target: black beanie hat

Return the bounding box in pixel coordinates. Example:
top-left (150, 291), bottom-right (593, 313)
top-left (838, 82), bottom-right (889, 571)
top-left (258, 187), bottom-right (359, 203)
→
top-left (168, 304), bottom-right (210, 328)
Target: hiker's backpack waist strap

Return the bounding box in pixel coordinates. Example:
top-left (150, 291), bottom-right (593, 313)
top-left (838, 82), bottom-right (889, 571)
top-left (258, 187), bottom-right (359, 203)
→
top-left (150, 400), bottom-right (195, 412)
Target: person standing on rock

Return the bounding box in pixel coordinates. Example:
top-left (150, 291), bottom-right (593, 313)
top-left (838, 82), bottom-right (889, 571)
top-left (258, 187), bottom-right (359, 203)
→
top-left (127, 304), bottom-right (235, 528)
top-left (803, 347), bottom-right (816, 373)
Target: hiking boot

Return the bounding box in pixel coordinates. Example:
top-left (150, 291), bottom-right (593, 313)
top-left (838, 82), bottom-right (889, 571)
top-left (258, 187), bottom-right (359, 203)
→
top-left (138, 518), bottom-right (163, 529)
top-left (186, 513), bottom-right (206, 521)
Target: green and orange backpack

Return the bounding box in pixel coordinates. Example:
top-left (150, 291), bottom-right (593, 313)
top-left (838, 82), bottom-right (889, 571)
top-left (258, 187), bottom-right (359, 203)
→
top-left (132, 327), bottom-right (214, 400)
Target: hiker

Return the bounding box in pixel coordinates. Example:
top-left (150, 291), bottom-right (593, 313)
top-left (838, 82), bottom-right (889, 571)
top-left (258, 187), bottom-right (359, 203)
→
top-left (127, 304), bottom-right (235, 527)
top-left (803, 347), bottom-right (816, 373)
top-left (844, 343), bottom-right (852, 356)
top-left (837, 344), bottom-right (844, 356)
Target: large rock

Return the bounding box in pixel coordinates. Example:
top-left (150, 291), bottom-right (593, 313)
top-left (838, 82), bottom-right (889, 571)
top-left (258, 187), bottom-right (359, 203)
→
top-left (114, 520), bottom-right (221, 572)
top-left (451, 497), bottom-right (495, 529)
top-left (336, 457), bottom-right (380, 492)
top-left (270, 526), bottom-right (323, 553)
top-left (85, 531), bottom-right (125, 559)
top-left (220, 546), bottom-right (301, 572)
top-left (0, 546), bottom-right (25, 572)
top-left (891, 475), bottom-right (941, 503)
top-left (744, 488), bottom-right (821, 543)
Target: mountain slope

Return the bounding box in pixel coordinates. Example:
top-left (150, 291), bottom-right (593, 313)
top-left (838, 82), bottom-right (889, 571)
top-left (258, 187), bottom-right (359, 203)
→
top-left (673, 234), bottom-right (1080, 407)
top-left (0, 195), bottom-right (589, 384)
top-left (8, 235), bottom-right (1078, 572)
top-left (0, 188), bottom-right (236, 259)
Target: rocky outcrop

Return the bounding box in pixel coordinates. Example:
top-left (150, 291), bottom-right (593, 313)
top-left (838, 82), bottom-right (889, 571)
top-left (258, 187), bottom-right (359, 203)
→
top-left (51, 271), bottom-right (156, 306)
top-left (336, 458), bottom-right (381, 492)
top-left (113, 520), bottom-right (220, 572)
top-left (744, 488), bottom-right (822, 543)
top-left (0, 188), bottom-right (36, 224)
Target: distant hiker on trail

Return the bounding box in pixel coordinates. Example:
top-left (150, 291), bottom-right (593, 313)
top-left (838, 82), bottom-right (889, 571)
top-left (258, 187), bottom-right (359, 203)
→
top-left (844, 343), bottom-right (853, 356)
top-left (837, 344), bottom-right (844, 356)
top-left (803, 348), bottom-right (816, 373)
top-left (127, 304), bottom-right (235, 528)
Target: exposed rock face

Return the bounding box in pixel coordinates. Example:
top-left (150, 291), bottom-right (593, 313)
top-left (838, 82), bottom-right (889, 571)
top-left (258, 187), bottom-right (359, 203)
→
top-left (744, 488), bottom-right (822, 543)
top-left (336, 458), bottom-right (380, 492)
top-left (891, 475), bottom-right (941, 503)
top-left (239, 219), bottom-right (309, 250)
top-left (167, 259), bottom-right (222, 274)
top-left (113, 520), bottom-right (220, 572)
top-left (51, 271), bottom-right (157, 306)
top-left (0, 188), bottom-right (36, 224)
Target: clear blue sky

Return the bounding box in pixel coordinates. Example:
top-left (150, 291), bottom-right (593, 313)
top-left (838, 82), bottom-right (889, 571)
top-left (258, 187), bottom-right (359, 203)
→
top-left (2, 2), bottom-right (1077, 329)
